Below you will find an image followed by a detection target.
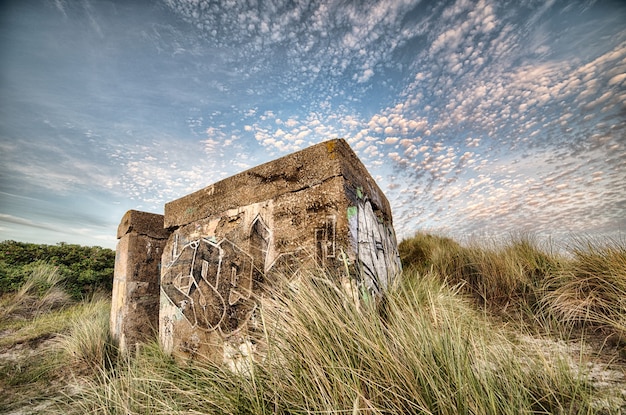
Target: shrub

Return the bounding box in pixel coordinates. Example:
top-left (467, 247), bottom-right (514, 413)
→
top-left (0, 241), bottom-right (115, 299)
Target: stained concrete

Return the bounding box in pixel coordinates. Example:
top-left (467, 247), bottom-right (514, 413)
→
top-left (159, 139), bottom-right (401, 361)
top-left (164, 139), bottom-right (391, 228)
top-left (111, 210), bottom-right (170, 353)
top-left (111, 139), bottom-right (401, 362)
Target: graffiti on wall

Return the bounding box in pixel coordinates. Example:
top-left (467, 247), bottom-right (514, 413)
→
top-left (315, 215), bottom-right (336, 266)
top-left (348, 193), bottom-right (401, 295)
top-left (161, 238), bottom-right (256, 335)
top-left (161, 191), bottom-right (400, 341)
top-left (249, 214), bottom-right (271, 273)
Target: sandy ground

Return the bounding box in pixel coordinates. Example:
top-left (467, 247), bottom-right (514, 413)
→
top-left (517, 332), bottom-right (626, 412)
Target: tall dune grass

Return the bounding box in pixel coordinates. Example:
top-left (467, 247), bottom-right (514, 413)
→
top-left (58, 295), bottom-right (113, 373)
top-left (65, 269), bottom-right (594, 414)
top-left (541, 237), bottom-right (626, 340)
top-left (399, 233), bottom-right (559, 308)
top-left (0, 262), bottom-right (71, 321)
top-left (399, 232), bottom-right (626, 340)
top-left (0, 263), bottom-right (107, 412)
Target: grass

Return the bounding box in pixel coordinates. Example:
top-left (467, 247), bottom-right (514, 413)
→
top-left (0, 262), bottom-right (71, 322)
top-left (0, 263), bottom-right (111, 412)
top-left (1, 235), bottom-right (625, 414)
top-left (399, 233), bottom-right (560, 309)
top-left (541, 237), bottom-right (626, 341)
top-left (399, 232), bottom-right (626, 341)
top-left (63, 270), bottom-right (598, 414)
top-left (260, 272), bottom-right (592, 414)
top-left (58, 295), bottom-right (113, 373)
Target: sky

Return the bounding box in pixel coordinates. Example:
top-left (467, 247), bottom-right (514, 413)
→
top-left (0, 0), bottom-right (625, 250)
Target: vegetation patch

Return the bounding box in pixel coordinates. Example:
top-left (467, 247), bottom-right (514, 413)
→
top-left (0, 236), bottom-right (624, 414)
top-left (65, 271), bottom-right (603, 414)
top-left (399, 232), bottom-right (626, 342)
top-left (0, 258), bottom-right (112, 413)
top-left (0, 241), bottom-right (115, 300)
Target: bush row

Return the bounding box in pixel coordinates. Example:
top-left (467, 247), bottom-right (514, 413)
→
top-left (0, 241), bottom-right (115, 299)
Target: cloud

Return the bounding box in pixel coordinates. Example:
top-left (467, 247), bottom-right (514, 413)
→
top-left (4, 0), bottom-right (626, 248)
top-left (355, 68), bottom-right (374, 83)
top-left (0, 213), bottom-right (62, 233)
top-left (344, 2), bottom-right (626, 240)
top-left (1, 134), bottom-right (119, 194)
top-left (0, 212), bottom-right (118, 247)
top-left (163, 0), bottom-right (423, 98)
top-left (53, 0), bottom-right (68, 17)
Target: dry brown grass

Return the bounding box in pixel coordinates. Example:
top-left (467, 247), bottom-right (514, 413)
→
top-left (0, 263), bottom-right (71, 322)
top-left (400, 232), bottom-right (625, 342)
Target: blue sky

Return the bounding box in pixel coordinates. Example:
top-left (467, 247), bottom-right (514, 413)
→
top-left (1, 0), bottom-right (625, 249)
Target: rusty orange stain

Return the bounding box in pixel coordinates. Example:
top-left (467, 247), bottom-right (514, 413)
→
top-left (325, 140), bottom-right (336, 158)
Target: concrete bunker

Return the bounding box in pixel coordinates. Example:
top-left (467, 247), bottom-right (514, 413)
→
top-left (111, 138), bottom-right (402, 361)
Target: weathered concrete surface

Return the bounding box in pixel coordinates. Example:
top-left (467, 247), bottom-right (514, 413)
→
top-left (117, 209), bottom-right (171, 240)
top-left (160, 139), bottom-right (401, 362)
top-left (164, 139), bottom-right (391, 228)
top-left (111, 210), bottom-right (170, 353)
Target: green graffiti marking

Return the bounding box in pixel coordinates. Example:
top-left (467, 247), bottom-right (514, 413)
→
top-left (356, 186), bottom-right (364, 199)
top-left (347, 206), bottom-right (358, 220)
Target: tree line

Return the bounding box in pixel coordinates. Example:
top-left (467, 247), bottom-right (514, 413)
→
top-left (0, 240), bottom-right (115, 299)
